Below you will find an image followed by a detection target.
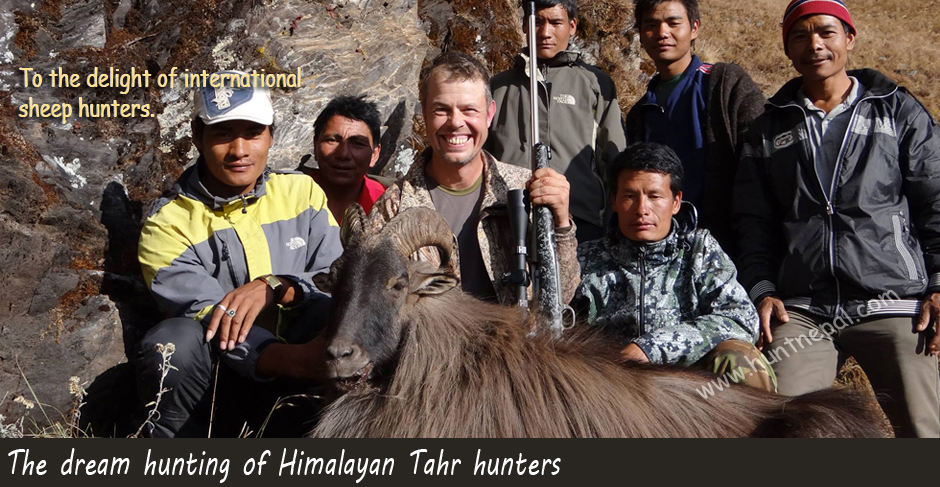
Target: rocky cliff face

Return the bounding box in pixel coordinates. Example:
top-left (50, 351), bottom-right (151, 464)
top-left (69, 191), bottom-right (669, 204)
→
top-left (0, 0), bottom-right (641, 435)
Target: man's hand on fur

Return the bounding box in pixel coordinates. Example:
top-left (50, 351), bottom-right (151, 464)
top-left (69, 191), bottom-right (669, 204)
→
top-left (621, 343), bottom-right (650, 363)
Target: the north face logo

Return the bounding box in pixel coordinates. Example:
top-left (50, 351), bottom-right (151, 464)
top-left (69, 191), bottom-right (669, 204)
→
top-left (774, 131), bottom-right (795, 149)
top-left (553, 94), bottom-right (576, 105)
top-left (286, 237), bottom-right (306, 250)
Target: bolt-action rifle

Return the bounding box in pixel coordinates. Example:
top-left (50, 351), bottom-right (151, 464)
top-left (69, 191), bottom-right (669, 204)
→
top-left (506, 1), bottom-right (573, 334)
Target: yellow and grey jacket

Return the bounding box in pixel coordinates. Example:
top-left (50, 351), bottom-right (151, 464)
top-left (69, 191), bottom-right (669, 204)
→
top-left (139, 159), bottom-right (342, 326)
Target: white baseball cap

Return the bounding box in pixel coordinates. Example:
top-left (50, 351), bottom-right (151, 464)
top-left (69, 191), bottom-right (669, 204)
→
top-left (193, 70), bottom-right (274, 126)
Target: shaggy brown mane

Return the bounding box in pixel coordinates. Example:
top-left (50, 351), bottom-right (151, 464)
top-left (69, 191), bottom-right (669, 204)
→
top-left (312, 287), bottom-right (884, 438)
top-left (311, 205), bottom-right (884, 438)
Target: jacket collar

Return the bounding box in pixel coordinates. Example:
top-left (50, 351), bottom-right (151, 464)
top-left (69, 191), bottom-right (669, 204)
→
top-left (768, 68), bottom-right (899, 108)
top-left (403, 149), bottom-right (511, 212)
top-left (515, 49), bottom-right (582, 77)
top-left (645, 55), bottom-right (704, 98)
top-left (178, 157), bottom-right (270, 211)
top-left (607, 224), bottom-right (682, 266)
top-left (606, 201), bottom-right (698, 265)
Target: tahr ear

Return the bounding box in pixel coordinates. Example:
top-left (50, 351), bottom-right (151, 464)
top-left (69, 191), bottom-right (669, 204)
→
top-left (411, 271), bottom-right (459, 296)
top-left (313, 271), bottom-right (333, 294)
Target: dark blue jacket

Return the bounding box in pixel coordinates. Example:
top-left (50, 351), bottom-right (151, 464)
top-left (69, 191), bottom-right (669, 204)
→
top-left (629, 56), bottom-right (710, 207)
top-left (626, 59), bottom-right (765, 259)
top-left (733, 69), bottom-right (940, 319)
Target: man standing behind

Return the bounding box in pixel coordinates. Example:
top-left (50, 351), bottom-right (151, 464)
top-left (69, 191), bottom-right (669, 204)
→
top-left (370, 52), bottom-right (580, 305)
top-left (301, 95), bottom-right (388, 224)
top-left (734, 0), bottom-right (940, 437)
top-left (626, 0), bottom-right (765, 257)
top-left (487, 0), bottom-right (627, 242)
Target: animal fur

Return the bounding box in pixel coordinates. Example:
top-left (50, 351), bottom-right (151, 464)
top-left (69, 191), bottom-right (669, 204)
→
top-left (311, 206), bottom-right (885, 438)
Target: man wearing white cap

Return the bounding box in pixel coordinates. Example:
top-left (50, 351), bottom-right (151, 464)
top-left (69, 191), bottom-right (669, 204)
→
top-left (136, 71), bottom-right (342, 437)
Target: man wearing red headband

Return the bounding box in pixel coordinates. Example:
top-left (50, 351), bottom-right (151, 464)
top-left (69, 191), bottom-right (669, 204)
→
top-left (734, 0), bottom-right (940, 437)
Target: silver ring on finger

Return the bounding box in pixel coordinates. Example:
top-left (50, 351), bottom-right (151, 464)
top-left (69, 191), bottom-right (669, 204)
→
top-left (226, 308), bottom-right (237, 318)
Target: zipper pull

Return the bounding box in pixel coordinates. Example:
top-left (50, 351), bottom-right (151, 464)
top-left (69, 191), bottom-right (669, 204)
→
top-left (241, 195), bottom-right (248, 214)
top-left (826, 202), bottom-right (834, 215)
top-left (221, 241), bottom-right (230, 260)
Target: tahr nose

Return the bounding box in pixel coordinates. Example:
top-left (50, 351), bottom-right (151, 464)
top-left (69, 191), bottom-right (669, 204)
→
top-left (327, 341), bottom-right (362, 362)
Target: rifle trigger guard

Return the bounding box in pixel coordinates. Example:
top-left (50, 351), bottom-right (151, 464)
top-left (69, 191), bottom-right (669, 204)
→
top-left (561, 305), bottom-right (576, 330)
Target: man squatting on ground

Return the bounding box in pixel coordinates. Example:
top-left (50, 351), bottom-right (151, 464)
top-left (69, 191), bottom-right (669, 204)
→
top-left (300, 95), bottom-right (389, 224)
top-left (573, 143), bottom-right (775, 392)
top-left (487, 0), bottom-right (627, 243)
top-left (734, 0), bottom-right (940, 437)
top-left (369, 51), bottom-right (581, 305)
top-left (625, 0), bottom-right (765, 258)
top-left (136, 73), bottom-right (341, 437)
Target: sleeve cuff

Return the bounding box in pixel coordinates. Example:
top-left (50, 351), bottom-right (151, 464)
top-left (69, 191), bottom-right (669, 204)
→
top-left (555, 216), bottom-right (575, 235)
top-left (928, 272), bottom-right (940, 292)
top-left (279, 273), bottom-right (322, 307)
top-left (632, 338), bottom-right (663, 365)
top-left (222, 326), bottom-right (280, 382)
top-left (749, 280), bottom-right (777, 303)
top-left (555, 218), bottom-right (577, 238)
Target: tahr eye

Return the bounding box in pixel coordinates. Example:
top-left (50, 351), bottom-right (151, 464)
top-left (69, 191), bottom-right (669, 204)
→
top-left (386, 275), bottom-right (408, 292)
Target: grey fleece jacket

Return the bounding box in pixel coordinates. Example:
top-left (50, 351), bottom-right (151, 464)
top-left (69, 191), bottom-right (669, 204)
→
top-left (487, 50), bottom-right (627, 228)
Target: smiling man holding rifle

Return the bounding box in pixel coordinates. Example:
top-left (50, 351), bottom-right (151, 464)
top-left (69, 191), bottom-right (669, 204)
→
top-left (368, 51), bottom-right (580, 310)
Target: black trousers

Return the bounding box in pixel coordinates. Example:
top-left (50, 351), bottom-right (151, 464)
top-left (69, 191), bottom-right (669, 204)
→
top-left (132, 299), bottom-right (329, 437)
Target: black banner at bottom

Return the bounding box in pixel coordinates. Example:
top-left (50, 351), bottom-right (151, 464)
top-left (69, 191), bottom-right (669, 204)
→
top-left (0, 439), bottom-right (924, 486)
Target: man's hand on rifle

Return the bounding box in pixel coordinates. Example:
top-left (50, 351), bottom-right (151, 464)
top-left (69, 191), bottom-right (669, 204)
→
top-left (528, 167), bottom-right (571, 229)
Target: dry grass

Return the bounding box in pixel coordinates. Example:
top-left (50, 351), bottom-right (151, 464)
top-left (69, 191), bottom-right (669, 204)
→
top-left (678, 0), bottom-right (939, 116)
top-left (835, 357), bottom-right (896, 437)
top-left (1, 359), bottom-right (90, 438)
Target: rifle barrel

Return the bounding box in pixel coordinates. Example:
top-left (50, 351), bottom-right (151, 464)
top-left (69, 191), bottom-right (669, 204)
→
top-left (527, 0), bottom-right (539, 169)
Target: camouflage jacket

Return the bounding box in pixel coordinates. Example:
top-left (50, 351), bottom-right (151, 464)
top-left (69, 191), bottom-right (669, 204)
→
top-left (573, 224), bottom-right (758, 365)
top-left (368, 149), bottom-right (580, 306)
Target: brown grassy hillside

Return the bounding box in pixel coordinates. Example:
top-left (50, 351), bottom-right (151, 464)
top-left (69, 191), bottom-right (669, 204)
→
top-left (617, 0), bottom-right (940, 117)
top-left (698, 0), bottom-right (940, 118)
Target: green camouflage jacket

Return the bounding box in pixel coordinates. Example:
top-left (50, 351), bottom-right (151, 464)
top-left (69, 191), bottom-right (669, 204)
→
top-left (573, 222), bottom-right (758, 365)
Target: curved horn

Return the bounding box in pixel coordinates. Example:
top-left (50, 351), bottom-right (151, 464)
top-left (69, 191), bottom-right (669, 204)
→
top-left (380, 207), bottom-right (458, 276)
top-left (340, 203), bottom-right (368, 249)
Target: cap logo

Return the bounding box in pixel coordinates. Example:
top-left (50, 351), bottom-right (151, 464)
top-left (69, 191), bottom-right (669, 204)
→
top-left (211, 86), bottom-right (235, 110)
top-left (200, 84), bottom-right (254, 119)
top-left (194, 70), bottom-right (274, 125)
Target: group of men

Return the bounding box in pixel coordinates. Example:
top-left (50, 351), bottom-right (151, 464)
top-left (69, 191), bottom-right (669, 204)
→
top-left (135, 0), bottom-right (940, 437)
